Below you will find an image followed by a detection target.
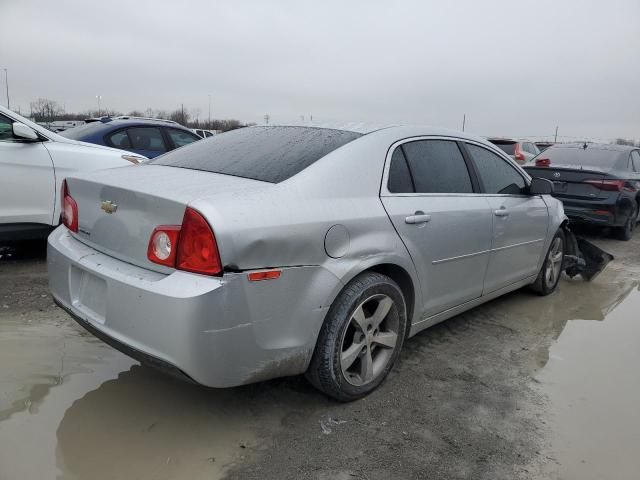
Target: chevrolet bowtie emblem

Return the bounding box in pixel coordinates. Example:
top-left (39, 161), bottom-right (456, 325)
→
top-left (101, 200), bottom-right (118, 214)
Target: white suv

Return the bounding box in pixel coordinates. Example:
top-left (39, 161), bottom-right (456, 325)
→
top-left (0, 106), bottom-right (146, 242)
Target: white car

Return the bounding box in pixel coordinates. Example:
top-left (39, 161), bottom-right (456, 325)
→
top-left (0, 106), bottom-right (145, 242)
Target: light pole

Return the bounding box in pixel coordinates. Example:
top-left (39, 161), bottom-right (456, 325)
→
top-left (3, 69), bottom-right (9, 109)
top-left (96, 95), bottom-right (102, 116)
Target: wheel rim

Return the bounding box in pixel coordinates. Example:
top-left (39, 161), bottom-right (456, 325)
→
top-left (544, 237), bottom-right (563, 287)
top-left (339, 294), bottom-right (399, 387)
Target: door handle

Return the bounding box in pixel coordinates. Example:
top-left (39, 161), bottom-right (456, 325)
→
top-left (494, 208), bottom-right (510, 217)
top-left (405, 213), bottom-right (431, 224)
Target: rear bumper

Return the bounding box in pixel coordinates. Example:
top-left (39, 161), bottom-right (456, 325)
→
top-left (558, 195), bottom-right (631, 227)
top-left (47, 227), bottom-right (337, 387)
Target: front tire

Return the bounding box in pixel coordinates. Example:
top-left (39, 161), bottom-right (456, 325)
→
top-left (306, 272), bottom-right (407, 402)
top-left (531, 230), bottom-right (564, 296)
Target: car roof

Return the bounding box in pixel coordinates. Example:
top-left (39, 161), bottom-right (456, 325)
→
top-left (99, 118), bottom-right (189, 129)
top-left (551, 142), bottom-right (637, 152)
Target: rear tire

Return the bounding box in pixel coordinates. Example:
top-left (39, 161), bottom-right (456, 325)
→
top-left (614, 206), bottom-right (636, 241)
top-left (306, 272), bottom-right (407, 402)
top-left (531, 230), bottom-right (564, 296)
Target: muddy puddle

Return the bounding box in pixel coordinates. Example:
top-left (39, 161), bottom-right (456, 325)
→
top-left (534, 281), bottom-right (640, 480)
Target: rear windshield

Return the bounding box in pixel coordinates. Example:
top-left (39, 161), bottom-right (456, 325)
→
top-left (534, 145), bottom-right (622, 169)
top-left (489, 140), bottom-right (516, 155)
top-left (150, 126), bottom-right (362, 183)
top-left (60, 121), bottom-right (106, 140)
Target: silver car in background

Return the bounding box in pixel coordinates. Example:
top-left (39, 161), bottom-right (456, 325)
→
top-left (48, 125), bottom-right (566, 401)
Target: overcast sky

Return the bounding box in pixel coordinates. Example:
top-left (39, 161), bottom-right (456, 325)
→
top-left (1, 0), bottom-right (638, 140)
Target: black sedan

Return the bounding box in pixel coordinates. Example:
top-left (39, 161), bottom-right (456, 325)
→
top-left (523, 143), bottom-right (640, 240)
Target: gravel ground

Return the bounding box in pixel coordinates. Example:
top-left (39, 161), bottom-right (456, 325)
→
top-left (0, 231), bottom-right (638, 480)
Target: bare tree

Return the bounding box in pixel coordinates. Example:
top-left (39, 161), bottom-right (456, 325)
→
top-left (29, 98), bottom-right (63, 122)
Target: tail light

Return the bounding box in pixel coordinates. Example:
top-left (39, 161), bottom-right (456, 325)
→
top-left (147, 226), bottom-right (180, 267)
top-left (584, 179), bottom-right (629, 192)
top-left (535, 158), bottom-right (551, 167)
top-left (61, 180), bottom-right (78, 232)
top-left (146, 207), bottom-right (222, 276)
top-left (514, 143), bottom-right (525, 162)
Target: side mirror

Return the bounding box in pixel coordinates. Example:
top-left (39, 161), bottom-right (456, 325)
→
top-left (12, 122), bottom-right (39, 141)
top-left (529, 177), bottom-right (554, 195)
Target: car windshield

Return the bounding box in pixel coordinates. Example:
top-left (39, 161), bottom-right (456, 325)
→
top-left (489, 140), bottom-right (516, 155)
top-left (150, 126), bottom-right (362, 183)
top-left (60, 121), bottom-right (106, 139)
top-left (532, 145), bottom-right (622, 168)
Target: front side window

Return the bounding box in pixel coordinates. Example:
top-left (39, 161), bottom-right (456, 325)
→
top-left (400, 140), bottom-right (473, 194)
top-left (166, 128), bottom-right (200, 148)
top-left (0, 113), bottom-right (15, 142)
top-left (466, 144), bottom-right (526, 194)
top-left (127, 127), bottom-right (167, 152)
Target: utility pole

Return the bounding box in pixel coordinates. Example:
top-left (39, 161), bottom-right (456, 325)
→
top-left (264, 114), bottom-right (270, 125)
top-left (4, 68), bottom-right (9, 109)
top-left (554, 125), bottom-right (558, 143)
top-left (462, 113), bottom-right (466, 132)
top-left (96, 95), bottom-right (102, 116)
top-left (208, 94), bottom-right (211, 128)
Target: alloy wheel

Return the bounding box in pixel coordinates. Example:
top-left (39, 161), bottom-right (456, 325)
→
top-left (544, 237), bottom-right (563, 287)
top-left (339, 294), bottom-right (399, 386)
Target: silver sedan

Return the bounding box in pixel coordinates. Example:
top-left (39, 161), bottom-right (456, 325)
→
top-left (48, 125), bottom-right (566, 401)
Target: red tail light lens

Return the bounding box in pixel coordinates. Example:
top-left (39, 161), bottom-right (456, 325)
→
top-left (585, 179), bottom-right (627, 192)
top-left (146, 207), bottom-right (222, 275)
top-left (514, 143), bottom-right (525, 162)
top-left (535, 158), bottom-right (551, 167)
top-left (61, 180), bottom-right (78, 232)
top-left (176, 207), bottom-right (222, 276)
top-left (147, 226), bottom-right (181, 267)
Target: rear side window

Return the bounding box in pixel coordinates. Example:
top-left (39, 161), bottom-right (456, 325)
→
top-left (387, 148), bottom-right (414, 193)
top-left (150, 126), bottom-right (362, 183)
top-left (466, 144), bottom-right (526, 194)
top-left (128, 127), bottom-right (166, 152)
top-left (166, 128), bottom-right (199, 148)
top-left (631, 151), bottom-right (640, 172)
top-left (400, 140), bottom-right (473, 194)
top-left (107, 130), bottom-right (131, 149)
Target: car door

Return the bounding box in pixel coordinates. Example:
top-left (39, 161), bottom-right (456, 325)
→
top-left (380, 138), bottom-right (494, 318)
top-left (0, 112), bottom-right (56, 226)
top-left (463, 142), bottom-right (549, 293)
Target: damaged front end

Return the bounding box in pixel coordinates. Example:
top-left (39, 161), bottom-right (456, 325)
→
top-left (562, 226), bottom-right (614, 281)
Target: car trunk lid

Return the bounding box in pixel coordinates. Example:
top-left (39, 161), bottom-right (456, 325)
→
top-left (524, 165), bottom-right (613, 200)
top-left (65, 165), bottom-right (268, 273)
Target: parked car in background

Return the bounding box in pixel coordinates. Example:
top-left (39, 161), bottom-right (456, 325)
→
top-left (523, 143), bottom-right (640, 240)
top-left (0, 106), bottom-right (143, 242)
top-left (61, 116), bottom-right (201, 158)
top-left (192, 128), bottom-right (216, 138)
top-left (48, 125), bottom-right (566, 401)
top-left (535, 141), bottom-right (554, 152)
top-left (488, 138), bottom-right (540, 164)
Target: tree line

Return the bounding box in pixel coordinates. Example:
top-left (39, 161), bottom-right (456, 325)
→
top-left (28, 97), bottom-right (249, 132)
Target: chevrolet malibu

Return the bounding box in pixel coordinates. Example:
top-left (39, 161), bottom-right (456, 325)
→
top-left (48, 125), bottom-right (566, 401)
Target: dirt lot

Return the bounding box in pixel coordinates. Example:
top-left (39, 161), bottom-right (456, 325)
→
top-left (0, 232), bottom-right (639, 480)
